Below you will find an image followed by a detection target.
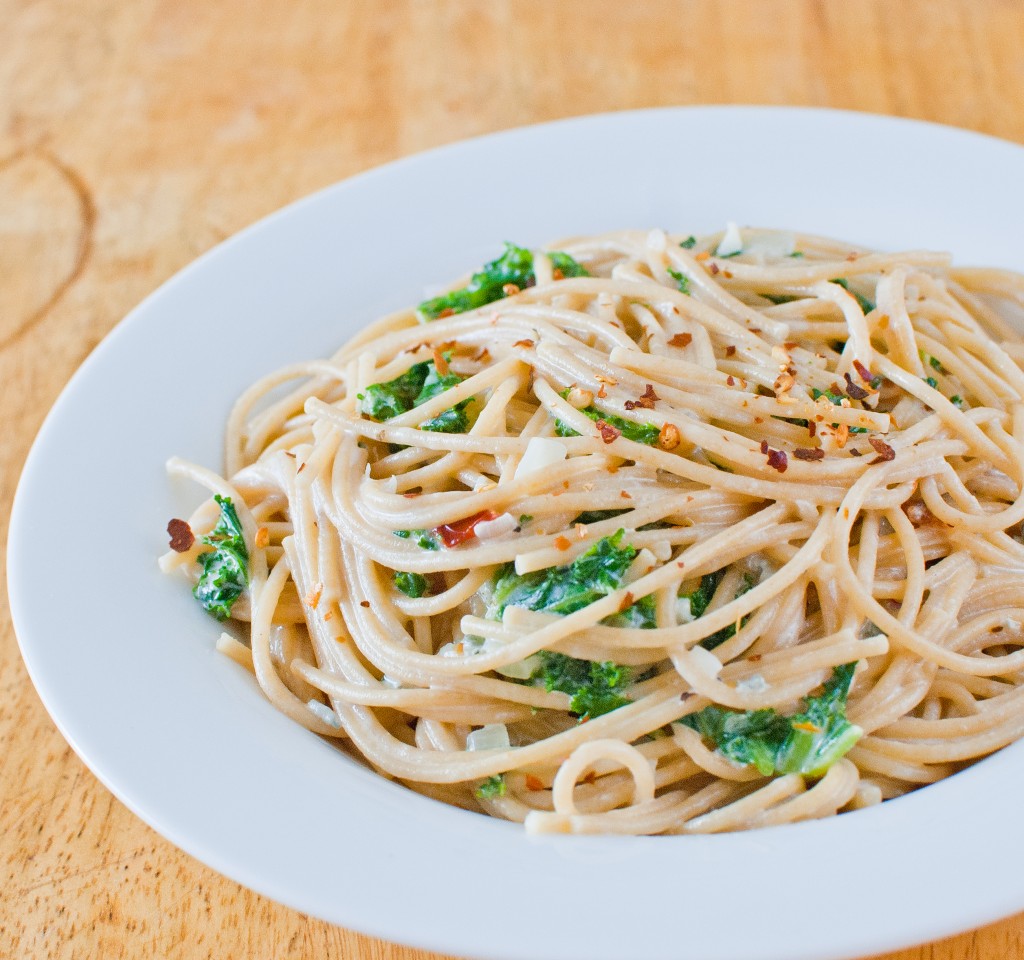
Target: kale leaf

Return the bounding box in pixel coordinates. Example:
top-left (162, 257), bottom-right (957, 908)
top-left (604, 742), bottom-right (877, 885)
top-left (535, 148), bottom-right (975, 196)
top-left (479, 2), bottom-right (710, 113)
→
top-left (681, 663), bottom-right (862, 778)
top-left (194, 495), bottom-right (249, 621)
top-left (666, 267), bottom-right (691, 295)
top-left (394, 571), bottom-right (429, 597)
top-left (358, 356), bottom-right (471, 434)
top-left (487, 531), bottom-right (643, 720)
top-left (555, 402), bottom-right (661, 445)
top-left (417, 243), bottom-right (589, 321)
top-left (475, 774), bottom-right (506, 799)
top-left (532, 651), bottom-right (631, 721)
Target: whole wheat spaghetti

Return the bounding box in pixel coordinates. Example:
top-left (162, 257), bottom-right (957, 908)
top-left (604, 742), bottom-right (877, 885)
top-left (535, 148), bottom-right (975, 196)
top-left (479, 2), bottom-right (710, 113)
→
top-left (161, 226), bottom-right (1024, 835)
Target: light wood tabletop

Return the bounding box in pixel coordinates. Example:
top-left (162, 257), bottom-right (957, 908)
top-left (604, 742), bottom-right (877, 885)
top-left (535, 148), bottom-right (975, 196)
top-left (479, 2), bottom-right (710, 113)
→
top-left (4, 1), bottom-right (1024, 957)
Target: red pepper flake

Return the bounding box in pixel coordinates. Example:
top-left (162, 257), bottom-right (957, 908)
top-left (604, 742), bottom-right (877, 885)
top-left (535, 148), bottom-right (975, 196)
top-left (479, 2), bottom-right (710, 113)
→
top-left (359, 599), bottom-right (371, 608)
top-left (760, 440), bottom-right (769, 455)
top-left (285, 451), bottom-right (297, 459)
top-left (695, 251), bottom-right (710, 262)
top-left (793, 447), bottom-right (825, 462)
top-left (725, 345), bottom-right (736, 357)
top-left (167, 518), bottom-right (195, 552)
top-left (726, 375), bottom-right (735, 387)
top-left (297, 462), bottom-right (306, 474)
top-left (625, 384), bottom-right (660, 411)
top-left (553, 535), bottom-right (572, 551)
top-left (434, 509), bottom-right (499, 548)
top-left (868, 438), bottom-right (896, 464)
top-left (849, 448), bottom-right (863, 457)
top-left (808, 421), bottom-right (817, 438)
top-left (793, 721), bottom-right (823, 733)
top-left (709, 262), bottom-right (720, 275)
top-left (525, 774), bottom-right (545, 791)
top-left (307, 582), bottom-right (324, 609)
top-left (835, 423), bottom-right (850, 448)
top-left (853, 359), bottom-right (875, 383)
top-left (658, 423), bottom-right (681, 450)
top-left (723, 270), bottom-right (733, 279)
top-left (432, 348), bottom-right (450, 376)
top-left (596, 419), bottom-right (621, 444)
top-left (843, 371), bottom-right (869, 401)
top-left (552, 267), bottom-right (565, 280)
top-left (619, 591), bottom-right (635, 613)
top-left (597, 383), bottom-right (607, 399)
top-left (323, 610), bottom-right (334, 622)
top-left (514, 339), bottom-right (535, 349)
top-left (402, 492), bottom-right (420, 499)
top-left (620, 489), bottom-right (632, 498)
top-left (254, 526), bottom-right (270, 548)
top-left (669, 332), bottom-right (693, 348)
top-left (766, 448), bottom-right (788, 473)
top-left (437, 307), bottom-right (456, 319)
top-left (502, 283), bottom-right (521, 296)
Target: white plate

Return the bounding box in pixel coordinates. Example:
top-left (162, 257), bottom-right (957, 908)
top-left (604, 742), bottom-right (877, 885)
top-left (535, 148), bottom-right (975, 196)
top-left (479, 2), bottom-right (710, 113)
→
top-left (11, 107), bottom-right (1024, 960)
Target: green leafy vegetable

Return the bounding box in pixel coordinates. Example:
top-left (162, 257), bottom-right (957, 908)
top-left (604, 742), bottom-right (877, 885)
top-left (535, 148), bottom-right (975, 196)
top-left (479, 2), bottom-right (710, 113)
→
top-left (950, 395), bottom-right (964, 408)
top-left (417, 243), bottom-right (589, 321)
top-left (489, 530), bottom-right (638, 619)
top-left (358, 356), bottom-right (471, 434)
top-left (681, 663), bottom-right (862, 777)
top-left (604, 592), bottom-right (657, 630)
top-left (518, 514), bottom-right (533, 525)
top-left (475, 774), bottom-right (506, 799)
top-left (679, 570), bottom-right (723, 621)
top-left (762, 293), bottom-right (801, 305)
top-left (194, 495), bottom-right (249, 621)
top-left (532, 652), bottom-right (631, 720)
top-left (394, 571), bottom-right (429, 597)
top-left (679, 236), bottom-right (698, 249)
top-left (393, 529), bottom-right (441, 550)
top-left (554, 398), bottom-right (661, 445)
top-left (924, 376), bottom-right (939, 389)
top-left (666, 267), bottom-right (691, 295)
top-left (700, 573), bottom-right (757, 650)
top-left (487, 531), bottom-right (643, 720)
top-left (831, 277), bottom-right (875, 314)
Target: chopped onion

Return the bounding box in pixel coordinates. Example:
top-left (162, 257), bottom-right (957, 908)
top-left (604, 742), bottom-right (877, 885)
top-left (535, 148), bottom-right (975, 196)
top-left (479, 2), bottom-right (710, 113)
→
top-left (688, 645), bottom-right (724, 678)
top-left (716, 221), bottom-right (744, 258)
top-left (307, 699), bottom-right (342, 729)
top-left (514, 437), bottom-right (567, 481)
top-left (475, 512), bottom-right (518, 540)
top-left (736, 673), bottom-right (768, 693)
top-left (676, 596), bottom-right (695, 623)
top-left (467, 723), bottom-right (511, 752)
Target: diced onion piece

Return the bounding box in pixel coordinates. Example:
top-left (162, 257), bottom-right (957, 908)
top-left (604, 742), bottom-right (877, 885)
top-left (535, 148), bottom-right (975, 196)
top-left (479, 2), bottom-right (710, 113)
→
top-left (744, 230), bottom-right (795, 262)
top-left (475, 512), bottom-right (518, 540)
top-left (307, 699), bottom-right (342, 729)
top-left (716, 221), bottom-right (743, 258)
top-left (514, 437), bottom-right (567, 481)
top-left (467, 723), bottom-right (511, 752)
top-left (688, 645), bottom-right (724, 678)
top-left (676, 596), bottom-right (695, 623)
top-left (736, 673), bottom-right (768, 693)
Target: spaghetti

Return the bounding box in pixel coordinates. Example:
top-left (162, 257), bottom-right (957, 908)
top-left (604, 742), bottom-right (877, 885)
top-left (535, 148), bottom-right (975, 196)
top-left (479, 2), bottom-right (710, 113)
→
top-left (161, 226), bottom-right (1024, 834)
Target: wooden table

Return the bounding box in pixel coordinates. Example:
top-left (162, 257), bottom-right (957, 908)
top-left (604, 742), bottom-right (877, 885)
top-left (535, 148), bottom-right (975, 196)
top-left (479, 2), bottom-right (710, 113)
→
top-left (4, 1), bottom-right (1024, 957)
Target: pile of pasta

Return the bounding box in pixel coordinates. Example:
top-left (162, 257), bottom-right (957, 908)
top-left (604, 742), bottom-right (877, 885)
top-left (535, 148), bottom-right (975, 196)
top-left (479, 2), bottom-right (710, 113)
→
top-left (162, 227), bottom-right (1024, 834)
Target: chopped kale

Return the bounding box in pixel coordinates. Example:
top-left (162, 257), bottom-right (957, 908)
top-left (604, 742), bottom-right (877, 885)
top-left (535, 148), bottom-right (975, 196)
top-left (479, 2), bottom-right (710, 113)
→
top-left (604, 592), bottom-right (658, 630)
top-left (194, 495), bottom-right (249, 621)
top-left (394, 571), bottom-right (429, 597)
top-left (554, 396), bottom-right (661, 445)
top-left (699, 573), bottom-right (757, 650)
top-left (830, 277), bottom-right (875, 314)
top-left (666, 267), bottom-right (691, 295)
top-left (358, 356), bottom-right (471, 434)
top-left (572, 509), bottom-right (630, 525)
top-left (489, 530), bottom-right (638, 620)
top-left (532, 651), bottom-right (631, 721)
top-left (679, 235), bottom-right (698, 249)
top-left (487, 531), bottom-right (641, 720)
top-left (924, 376), bottom-right (939, 389)
top-left (762, 293), bottom-right (801, 305)
top-left (393, 528), bottom-right (441, 550)
top-left (417, 243), bottom-right (589, 321)
top-left (518, 514), bottom-right (533, 525)
top-left (475, 774), bottom-right (506, 799)
top-left (920, 350), bottom-right (945, 373)
top-left (950, 395), bottom-right (964, 408)
top-left (680, 663), bottom-right (862, 778)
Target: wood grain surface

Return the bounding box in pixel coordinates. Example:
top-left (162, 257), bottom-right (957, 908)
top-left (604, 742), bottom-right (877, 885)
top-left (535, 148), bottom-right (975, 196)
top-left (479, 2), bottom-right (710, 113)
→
top-left (4, 1), bottom-right (1024, 957)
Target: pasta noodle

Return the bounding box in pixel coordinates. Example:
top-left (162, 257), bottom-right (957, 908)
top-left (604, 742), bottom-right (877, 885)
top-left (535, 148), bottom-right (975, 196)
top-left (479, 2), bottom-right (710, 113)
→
top-left (161, 226), bottom-right (1024, 835)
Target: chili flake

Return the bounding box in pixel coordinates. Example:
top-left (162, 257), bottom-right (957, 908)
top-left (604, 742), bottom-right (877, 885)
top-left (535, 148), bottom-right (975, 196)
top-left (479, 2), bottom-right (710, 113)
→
top-left (669, 332), bottom-right (693, 348)
top-left (868, 438), bottom-right (896, 464)
top-left (596, 420), bottom-right (621, 444)
top-left (167, 518), bottom-right (194, 553)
